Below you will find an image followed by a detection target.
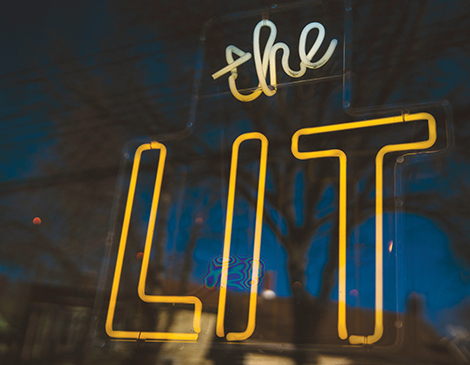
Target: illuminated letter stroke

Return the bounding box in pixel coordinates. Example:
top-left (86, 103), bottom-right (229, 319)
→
top-left (217, 132), bottom-right (268, 341)
top-left (291, 112), bottom-right (437, 345)
top-left (106, 142), bottom-right (202, 342)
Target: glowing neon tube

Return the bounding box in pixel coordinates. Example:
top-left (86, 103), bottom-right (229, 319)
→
top-left (106, 142), bottom-right (202, 342)
top-left (292, 112), bottom-right (437, 345)
top-left (217, 132), bottom-right (268, 341)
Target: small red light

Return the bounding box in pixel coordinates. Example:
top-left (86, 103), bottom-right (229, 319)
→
top-left (136, 252), bottom-right (144, 259)
top-left (33, 217), bottom-right (41, 225)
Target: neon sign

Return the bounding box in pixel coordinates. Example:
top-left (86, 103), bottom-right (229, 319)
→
top-left (105, 113), bottom-right (436, 345)
top-left (211, 19), bottom-right (338, 102)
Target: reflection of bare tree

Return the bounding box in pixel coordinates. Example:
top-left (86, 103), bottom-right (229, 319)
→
top-left (0, 220), bottom-right (81, 283)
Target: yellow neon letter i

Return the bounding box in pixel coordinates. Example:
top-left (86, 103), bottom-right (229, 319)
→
top-left (106, 142), bottom-right (202, 342)
top-left (217, 132), bottom-right (268, 341)
top-left (291, 113), bottom-right (436, 345)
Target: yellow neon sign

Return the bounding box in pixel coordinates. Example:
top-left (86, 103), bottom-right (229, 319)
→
top-left (106, 113), bottom-right (437, 345)
top-left (211, 19), bottom-right (337, 102)
top-left (291, 112), bottom-right (437, 345)
top-left (216, 132), bottom-right (268, 341)
top-left (106, 142), bottom-right (202, 342)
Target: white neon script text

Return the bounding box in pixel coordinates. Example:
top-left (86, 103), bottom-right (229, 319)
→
top-left (211, 19), bottom-right (338, 102)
